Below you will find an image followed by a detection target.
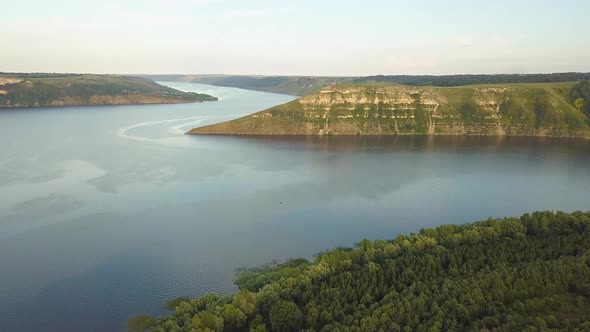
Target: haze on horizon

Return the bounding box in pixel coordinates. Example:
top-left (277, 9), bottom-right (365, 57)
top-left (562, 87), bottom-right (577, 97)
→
top-left (1, 0), bottom-right (589, 76)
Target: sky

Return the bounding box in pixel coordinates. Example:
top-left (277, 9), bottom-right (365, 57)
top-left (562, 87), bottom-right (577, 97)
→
top-left (1, 0), bottom-right (589, 76)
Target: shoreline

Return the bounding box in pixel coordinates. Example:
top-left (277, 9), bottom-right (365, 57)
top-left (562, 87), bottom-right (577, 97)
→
top-left (185, 131), bottom-right (590, 140)
top-left (0, 98), bottom-right (216, 109)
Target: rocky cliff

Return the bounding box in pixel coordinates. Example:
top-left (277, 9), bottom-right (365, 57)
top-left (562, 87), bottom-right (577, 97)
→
top-left (188, 82), bottom-right (590, 138)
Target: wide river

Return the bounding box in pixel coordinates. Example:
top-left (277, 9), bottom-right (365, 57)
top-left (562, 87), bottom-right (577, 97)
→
top-left (1, 82), bottom-right (589, 331)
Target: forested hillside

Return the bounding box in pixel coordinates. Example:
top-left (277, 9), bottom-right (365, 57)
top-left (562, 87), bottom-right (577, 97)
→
top-left (132, 211), bottom-right (590, 332)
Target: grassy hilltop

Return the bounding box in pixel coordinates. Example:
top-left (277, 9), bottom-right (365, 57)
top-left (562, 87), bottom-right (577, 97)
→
top-left (0, 73), bottom-right (217, 108)
top-left (188, 81), bottom-right (590, 138)
top-left (133, 211), bottom-right (590, 331)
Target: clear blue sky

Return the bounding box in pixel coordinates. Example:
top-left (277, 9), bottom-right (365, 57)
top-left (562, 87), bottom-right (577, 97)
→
top-left (1, 0), bottom-right (588, 75)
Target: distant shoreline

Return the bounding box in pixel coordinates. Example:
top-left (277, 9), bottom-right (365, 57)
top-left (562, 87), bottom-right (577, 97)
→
top-left (0, 73), bottom-right (218, 109)
top-left (0, 97), bottom-right (209, 109)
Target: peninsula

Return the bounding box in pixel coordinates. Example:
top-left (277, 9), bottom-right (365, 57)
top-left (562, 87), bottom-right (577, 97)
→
top-left (0, 73), bottom-right (217, 108)
top-left (188, 81), bottom-right (590, 138)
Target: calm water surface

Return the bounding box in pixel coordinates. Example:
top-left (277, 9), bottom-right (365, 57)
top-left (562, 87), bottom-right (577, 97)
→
top-left (1, 82), bottom-right (589, 331)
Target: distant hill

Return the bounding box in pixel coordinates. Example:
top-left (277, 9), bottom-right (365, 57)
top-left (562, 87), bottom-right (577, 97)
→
top-left (355, 73), bottom-right (590, 87)
top-left (144, 74), bottom-right (351, 96)
top-left (188, 81), bottom-right (590, 138)
top-left (145, 73), bottom-right (590, 96)
top-left (0, 73), bottom-right (217, 108)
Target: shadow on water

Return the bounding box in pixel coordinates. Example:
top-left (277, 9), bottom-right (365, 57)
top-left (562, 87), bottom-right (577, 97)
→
top-left (190, 134), bottom-right (590, 154)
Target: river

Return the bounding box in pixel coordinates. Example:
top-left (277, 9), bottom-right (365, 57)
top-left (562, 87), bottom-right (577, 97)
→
top-left (1, 82), bottom-right (589, 331)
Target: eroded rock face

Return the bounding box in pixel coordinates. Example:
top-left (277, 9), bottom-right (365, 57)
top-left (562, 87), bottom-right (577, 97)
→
top-left (188, 84), bottom-right (590, 138)
top-left (295, 86), bottom-right (513, 135)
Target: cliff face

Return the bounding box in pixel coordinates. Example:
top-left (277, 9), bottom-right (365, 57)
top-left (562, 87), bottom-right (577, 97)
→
top-left (188, 83), bottom-right (590, 138)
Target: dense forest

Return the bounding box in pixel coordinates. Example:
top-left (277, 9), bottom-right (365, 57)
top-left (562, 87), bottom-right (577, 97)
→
top-left (131, 211), bottom-right (590, 331)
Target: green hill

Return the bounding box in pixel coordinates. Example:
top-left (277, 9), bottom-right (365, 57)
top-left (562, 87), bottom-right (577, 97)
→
top-left (0, 73), bottom-right (217, 108)
top-left (132, 211), bottom-right (590, 331)
top-left (188, 81), bottom-right (590, 138)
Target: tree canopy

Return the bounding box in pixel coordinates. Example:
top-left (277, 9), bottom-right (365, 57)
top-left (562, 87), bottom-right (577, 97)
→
top-left (571, 80), bottom-right (590, 117)
top-left (134, 211), bottom-right (590, 332)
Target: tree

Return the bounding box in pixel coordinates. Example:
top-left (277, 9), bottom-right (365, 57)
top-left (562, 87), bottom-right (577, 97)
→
top-left (127, 315), bottom-right (155, 332)
top-left (249, 324), bottom-right (268, 332)
top-left (269, 301), bottom-right (303, 332)
top-left (233, 289), bottom-right (257, 316)
top-left (221, 304), bottom-right (247, 330)
top-left (575, 98), bottom-right (585, 111)
top-left (192, 312), bottom-right (224, 332)
top-left (164, 296), bottom-right (191, 310)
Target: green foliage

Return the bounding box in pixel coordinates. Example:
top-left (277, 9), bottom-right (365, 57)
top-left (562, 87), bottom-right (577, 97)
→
top-left (499, 96), bottom-right (528, 124)
top-left (269, 301), bottom-right (303, 332)
top-left (571, 80), bottom-right (590, 116)
top-left (233, 290), bottom-right (257, 316)
top-left (164, 296), bottom-right (191, 310)
top-left (249, 324), bottom-right (268, 332)
top-left (532, 94), bottom-right (557, 128)
top-left (459, 101), bottom-right (479, 122)
top-left (576, 98), bottom-right (585, 111)
top-left (144, 211), bottom-right (590, 331)
top-left (221, 304), bottom-right (247, 330)
top-left (235, 258), bottom-right (311, 291)
top-left (192, 311), bottom-right (224, 332)
top-left (127, 315), bottom-right (156, 332)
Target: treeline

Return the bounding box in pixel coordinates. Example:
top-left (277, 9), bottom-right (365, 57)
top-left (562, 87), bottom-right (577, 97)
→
top-left (354, 73), bottom-right (590, 87)
top-left (133, 211), bottom-right (590, 331)
top-left (571, 80), bottom-right (590, 118)
top-left (0, 72), bottom-right (86, 78)
top-left (160, 73), bottom-right (590, 96)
